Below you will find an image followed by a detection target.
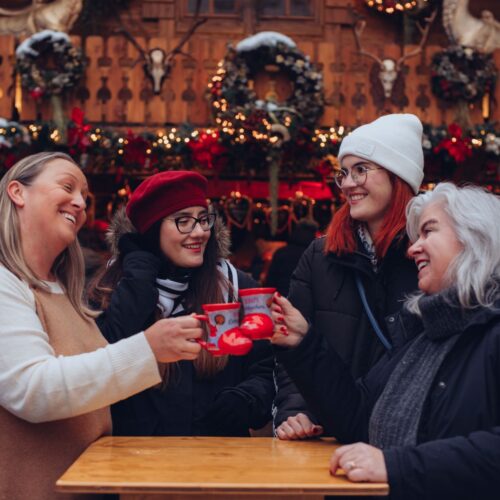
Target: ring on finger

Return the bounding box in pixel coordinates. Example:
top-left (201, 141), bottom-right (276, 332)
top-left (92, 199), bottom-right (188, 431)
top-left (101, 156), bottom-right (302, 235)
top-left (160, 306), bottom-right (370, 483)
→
top-left (345, 461), bottom-right (356, 471)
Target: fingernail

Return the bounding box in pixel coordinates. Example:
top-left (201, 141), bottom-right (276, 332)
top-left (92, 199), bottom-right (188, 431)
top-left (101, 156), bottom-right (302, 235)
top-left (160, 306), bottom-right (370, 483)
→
top-left (276, 292), bottom-right (282, 297)
top-left (280, 326), bottom-right (289, 336)
top-left (277, 316), bottom-right (284, 323)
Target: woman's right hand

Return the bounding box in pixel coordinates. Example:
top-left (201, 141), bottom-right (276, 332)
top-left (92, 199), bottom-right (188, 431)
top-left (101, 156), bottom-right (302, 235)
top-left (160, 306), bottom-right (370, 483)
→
top-left (270, 294), bottom-right (309, 348)
top-left (144, 316), bottom-right (202, 363)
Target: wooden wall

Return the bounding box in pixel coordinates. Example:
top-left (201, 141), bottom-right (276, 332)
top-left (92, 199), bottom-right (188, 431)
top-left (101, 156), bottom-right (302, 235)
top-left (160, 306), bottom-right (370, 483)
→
top-left (0, 0), bottom-right (498, 128)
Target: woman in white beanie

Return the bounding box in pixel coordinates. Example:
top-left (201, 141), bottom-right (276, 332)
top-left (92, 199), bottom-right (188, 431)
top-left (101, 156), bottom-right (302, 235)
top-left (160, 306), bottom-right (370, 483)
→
top-left (274, 114), bottom-right (424, 440)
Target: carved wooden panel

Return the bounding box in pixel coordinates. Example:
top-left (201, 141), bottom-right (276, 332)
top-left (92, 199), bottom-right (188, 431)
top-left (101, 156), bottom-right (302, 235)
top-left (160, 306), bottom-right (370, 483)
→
top-left (0, 32), bottom-right (497, 128)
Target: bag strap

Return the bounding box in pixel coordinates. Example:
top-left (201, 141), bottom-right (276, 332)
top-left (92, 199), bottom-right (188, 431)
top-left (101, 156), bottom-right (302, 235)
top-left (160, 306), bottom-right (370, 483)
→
top-left (355, 271), bottom-right (393, 350)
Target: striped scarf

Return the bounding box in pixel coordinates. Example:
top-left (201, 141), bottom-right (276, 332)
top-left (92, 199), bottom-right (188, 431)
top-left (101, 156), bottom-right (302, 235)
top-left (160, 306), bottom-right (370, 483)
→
top-left (156, 259), bottom-right (238, 318)
top-left (357, 224), bottom-right (378, 271)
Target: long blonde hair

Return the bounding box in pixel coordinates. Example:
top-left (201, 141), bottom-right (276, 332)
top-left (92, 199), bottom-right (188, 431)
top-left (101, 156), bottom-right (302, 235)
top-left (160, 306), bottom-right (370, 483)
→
top-left (0, 152), bottom-right (94, 319)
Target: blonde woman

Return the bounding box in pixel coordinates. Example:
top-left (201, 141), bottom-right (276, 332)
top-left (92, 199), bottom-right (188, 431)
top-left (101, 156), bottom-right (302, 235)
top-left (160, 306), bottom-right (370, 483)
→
top-left (0, 152), bottom-right (203, 499)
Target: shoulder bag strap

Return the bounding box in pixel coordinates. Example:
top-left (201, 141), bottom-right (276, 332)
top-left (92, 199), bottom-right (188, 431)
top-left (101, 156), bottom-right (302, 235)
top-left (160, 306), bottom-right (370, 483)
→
top-left (355, 271), bottom-right (393, 350)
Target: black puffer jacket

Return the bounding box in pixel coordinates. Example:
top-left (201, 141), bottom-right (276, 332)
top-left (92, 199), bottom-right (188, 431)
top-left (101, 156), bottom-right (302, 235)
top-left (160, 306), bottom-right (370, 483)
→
top-left (276, 296), bottom-right (500, 500)
top-left (94, 209), bottom-right (275, 437)
top-left (274, 235), bottom-right (418, 427)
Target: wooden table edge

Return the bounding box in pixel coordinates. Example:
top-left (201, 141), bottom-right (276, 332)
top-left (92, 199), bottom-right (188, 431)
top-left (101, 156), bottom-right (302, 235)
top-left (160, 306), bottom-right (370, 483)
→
top-left (56, 480), bottom-right (389, 496)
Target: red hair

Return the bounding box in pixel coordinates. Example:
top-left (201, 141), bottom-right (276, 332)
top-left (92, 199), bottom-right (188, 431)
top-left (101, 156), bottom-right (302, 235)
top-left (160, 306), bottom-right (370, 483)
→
top-left (325, 175), bottom-right (414, 258)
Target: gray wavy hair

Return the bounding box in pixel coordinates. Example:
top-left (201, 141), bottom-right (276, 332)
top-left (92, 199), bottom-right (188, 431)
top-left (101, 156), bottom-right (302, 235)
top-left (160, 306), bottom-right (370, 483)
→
top-left (405, 182), bottom-right (500, 314)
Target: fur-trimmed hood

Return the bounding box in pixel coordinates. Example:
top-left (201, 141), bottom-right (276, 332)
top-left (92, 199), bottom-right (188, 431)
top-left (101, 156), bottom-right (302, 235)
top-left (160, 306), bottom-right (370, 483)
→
top-left (106, 207), bottom-right (232, 260)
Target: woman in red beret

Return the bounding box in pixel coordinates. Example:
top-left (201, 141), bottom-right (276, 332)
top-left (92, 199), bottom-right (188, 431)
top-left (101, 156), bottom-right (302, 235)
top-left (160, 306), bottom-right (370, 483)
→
top-left (0, 153), bottom-right (204, 499)
top-left (88, 170), bottom-right (274, 437)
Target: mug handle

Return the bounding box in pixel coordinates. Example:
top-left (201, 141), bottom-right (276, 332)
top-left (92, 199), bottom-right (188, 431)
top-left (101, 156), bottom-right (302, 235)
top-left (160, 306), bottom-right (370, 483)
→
top-left (192, 314), bottom-right (218, 351)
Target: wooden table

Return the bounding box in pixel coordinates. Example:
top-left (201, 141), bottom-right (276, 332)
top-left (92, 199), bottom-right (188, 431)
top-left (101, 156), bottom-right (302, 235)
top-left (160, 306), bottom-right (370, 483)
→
top-left (56, 436), bottom-right (389, 498)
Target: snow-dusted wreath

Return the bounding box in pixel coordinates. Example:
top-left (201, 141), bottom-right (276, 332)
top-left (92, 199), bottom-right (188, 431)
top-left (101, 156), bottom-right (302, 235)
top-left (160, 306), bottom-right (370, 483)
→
top-left (208, 32), bottom-right (324, 132)
top-left (15, 30), bottom-right (85, 99)
top-left (430, 45), bottom-right (497, 103)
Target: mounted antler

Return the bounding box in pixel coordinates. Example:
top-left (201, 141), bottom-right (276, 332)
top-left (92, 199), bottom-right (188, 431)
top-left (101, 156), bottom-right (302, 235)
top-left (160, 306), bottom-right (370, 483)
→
top-left (396, 9), bottom-right (438, 69)
top-left (116, 0), bottom-right (207, 95)
top-left (353, 10), bottom-right (437, 100)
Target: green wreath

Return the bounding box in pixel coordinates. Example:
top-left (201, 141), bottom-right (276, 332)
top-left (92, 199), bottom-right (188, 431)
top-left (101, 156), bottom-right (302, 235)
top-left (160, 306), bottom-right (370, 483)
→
top-left (431, 45), bottom-right (497, 102)
top-left (209, 33), bottom-right (324, 134)
top-left (15, 30), bottom-right (85, 99)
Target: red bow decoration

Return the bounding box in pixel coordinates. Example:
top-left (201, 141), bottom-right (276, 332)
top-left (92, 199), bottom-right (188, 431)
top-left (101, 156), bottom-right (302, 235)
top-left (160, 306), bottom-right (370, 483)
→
top-left (123, 130), bottom-right (150, 169)
top-left (67, 107), bottom-right (91, 156)
top-left (29, 87), bottom-right (44, 101)
top-left (188, 131), bottom-right (229, 173)
top-left (434, 123), bottom-right (473, 164)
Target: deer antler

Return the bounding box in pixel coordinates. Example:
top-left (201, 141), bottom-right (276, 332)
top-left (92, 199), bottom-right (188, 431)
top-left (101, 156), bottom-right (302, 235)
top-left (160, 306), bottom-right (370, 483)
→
top-left (396, 9), bottom-right (437, 69)
top-left (114, 27), bottom-right (147, 63)
top-left (353, 20), bottom-right (383, 66)
top-left (165, 0), bottom-right (207, 64)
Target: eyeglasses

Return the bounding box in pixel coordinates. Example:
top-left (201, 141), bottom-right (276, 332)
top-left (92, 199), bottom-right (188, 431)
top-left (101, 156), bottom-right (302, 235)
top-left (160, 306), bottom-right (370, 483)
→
top-left (166, 213), bottom-right (217, 234)
top-left (334, 164), bottom-right (384, 188)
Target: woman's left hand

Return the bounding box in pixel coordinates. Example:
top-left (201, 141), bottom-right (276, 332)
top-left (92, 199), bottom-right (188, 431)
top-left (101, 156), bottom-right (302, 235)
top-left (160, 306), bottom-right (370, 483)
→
top-left (330, 442), bottom-right (388, 483)
top-left (270, 294), bottom-right (309, 348)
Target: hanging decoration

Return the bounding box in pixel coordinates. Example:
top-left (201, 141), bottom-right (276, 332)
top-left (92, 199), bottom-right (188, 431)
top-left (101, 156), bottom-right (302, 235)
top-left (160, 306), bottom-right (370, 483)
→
top-left (16, 30), bottom-right (85, 141)
top-left (364, 0), bottom-right (420, 15)
top-left (0, 113), bottom-right (497, 192)
top-left (208, 31), bottom-right (324, 234)
top-left (433, 123), bottom-right (472, 163)
top-left (223, 192), bottom-right (253, 231)
top-left (430, 46), bottom-right (497, 102)
top-left (15, 30), bottom-right (85, 99)
top-left (209, 32), bottom-right (323, 131)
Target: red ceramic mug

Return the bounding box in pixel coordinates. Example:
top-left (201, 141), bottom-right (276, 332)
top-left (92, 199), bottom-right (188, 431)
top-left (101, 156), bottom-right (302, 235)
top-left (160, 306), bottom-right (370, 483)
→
top-left (194, 302), bottom-right (253, 356)
top-left (239, 287), bottom-right (276, 340)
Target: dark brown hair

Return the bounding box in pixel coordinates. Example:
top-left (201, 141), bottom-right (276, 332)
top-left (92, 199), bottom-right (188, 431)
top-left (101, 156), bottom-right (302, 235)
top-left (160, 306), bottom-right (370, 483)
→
top-left (88, 222), bottom-right (230, 384)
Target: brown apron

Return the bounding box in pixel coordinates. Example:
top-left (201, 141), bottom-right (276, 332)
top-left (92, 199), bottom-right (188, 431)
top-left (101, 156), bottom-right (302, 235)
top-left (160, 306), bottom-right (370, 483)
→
top-left (0, 288), bottom-right (112, 500)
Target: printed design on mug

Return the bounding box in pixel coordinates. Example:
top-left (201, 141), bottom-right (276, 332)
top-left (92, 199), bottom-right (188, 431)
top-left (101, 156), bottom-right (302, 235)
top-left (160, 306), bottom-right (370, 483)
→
top-left (214, 314), bottom-right (225, 325)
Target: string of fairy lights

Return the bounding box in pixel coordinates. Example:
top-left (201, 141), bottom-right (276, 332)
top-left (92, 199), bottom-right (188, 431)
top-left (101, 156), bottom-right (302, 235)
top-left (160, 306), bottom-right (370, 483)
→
top-left (0, 121), bottom-right (496, 158)
top-left (364, 0), bottom-right (423, 15)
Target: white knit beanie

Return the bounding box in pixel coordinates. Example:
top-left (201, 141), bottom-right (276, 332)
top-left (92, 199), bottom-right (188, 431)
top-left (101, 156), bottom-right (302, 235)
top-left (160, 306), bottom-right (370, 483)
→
top-left (338, 114), bottom-right (424, 194)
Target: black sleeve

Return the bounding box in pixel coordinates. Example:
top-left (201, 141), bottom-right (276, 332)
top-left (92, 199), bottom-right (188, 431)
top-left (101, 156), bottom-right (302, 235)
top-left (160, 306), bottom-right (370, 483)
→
top-left (384, 428), bottom-right (500, 500)
top-left (232, 269), bottom-right (275, 429)
top-left (275, 327), bottom-right (372, 443)
top-left (273, 241), bottom-right (317, 427)
top-left (233, 339), bottom-right (276, 430)
top-left (96, 251), bottom-right (161, 343)
top-left (273, 361), bottom-right (319, 427)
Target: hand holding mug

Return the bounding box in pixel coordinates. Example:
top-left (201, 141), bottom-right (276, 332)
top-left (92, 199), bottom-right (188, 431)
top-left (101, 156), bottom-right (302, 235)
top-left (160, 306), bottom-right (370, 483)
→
top-left (144, 315), bottom-right (202, 363)
top-left (195, 303), bottom-right (253, 356)
top-left (239, 287), bottom-right (276, 340)
top-left (270, 294), bottom-right (309, 347)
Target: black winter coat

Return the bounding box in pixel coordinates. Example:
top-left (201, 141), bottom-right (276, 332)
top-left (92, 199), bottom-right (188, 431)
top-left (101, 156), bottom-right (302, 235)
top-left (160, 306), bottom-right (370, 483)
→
top-left (96, 250), bottom-right (275, 437)
top-left (276, 298), bottom-right (500, 500)
top-left (274, 235), bottom-right (418, 426)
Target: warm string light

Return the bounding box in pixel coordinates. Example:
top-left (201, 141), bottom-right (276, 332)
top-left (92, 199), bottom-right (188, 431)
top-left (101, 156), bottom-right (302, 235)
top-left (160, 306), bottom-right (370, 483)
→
top-left (365, 0), bottom-right (420, 14)
top-left (0, 122), bottom-right (496, 179)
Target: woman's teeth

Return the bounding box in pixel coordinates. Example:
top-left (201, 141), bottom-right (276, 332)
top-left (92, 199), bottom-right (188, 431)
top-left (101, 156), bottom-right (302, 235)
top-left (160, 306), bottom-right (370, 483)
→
top-left (350, 194), bottom-right (365, 201)
top-left (62, 212), bottom-right (76, 224)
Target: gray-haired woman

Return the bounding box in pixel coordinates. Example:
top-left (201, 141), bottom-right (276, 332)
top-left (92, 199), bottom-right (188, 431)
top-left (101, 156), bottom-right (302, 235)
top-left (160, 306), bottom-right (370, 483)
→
top-left (271, 183), bottom-right (500, 500)
top-left (0, 152), bottom-right (203, 499)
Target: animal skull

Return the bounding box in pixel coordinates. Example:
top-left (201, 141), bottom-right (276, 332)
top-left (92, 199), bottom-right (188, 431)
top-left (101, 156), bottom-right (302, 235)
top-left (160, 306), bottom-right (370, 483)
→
top-left (145, 48), bottom-right (169, 95)
top-left (378, 59), bottom-right (398, 98)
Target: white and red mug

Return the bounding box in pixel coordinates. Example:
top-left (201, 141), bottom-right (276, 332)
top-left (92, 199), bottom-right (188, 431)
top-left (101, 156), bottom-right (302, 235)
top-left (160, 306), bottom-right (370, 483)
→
top-left (239, 287), bottom-right (276, 340)
top-left (194, 302), bottom-right (253, 356)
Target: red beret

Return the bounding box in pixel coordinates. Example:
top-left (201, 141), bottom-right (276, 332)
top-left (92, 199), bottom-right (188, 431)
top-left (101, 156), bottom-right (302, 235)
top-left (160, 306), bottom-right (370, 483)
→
top-left (126, 171), bottom-right (208, 233)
